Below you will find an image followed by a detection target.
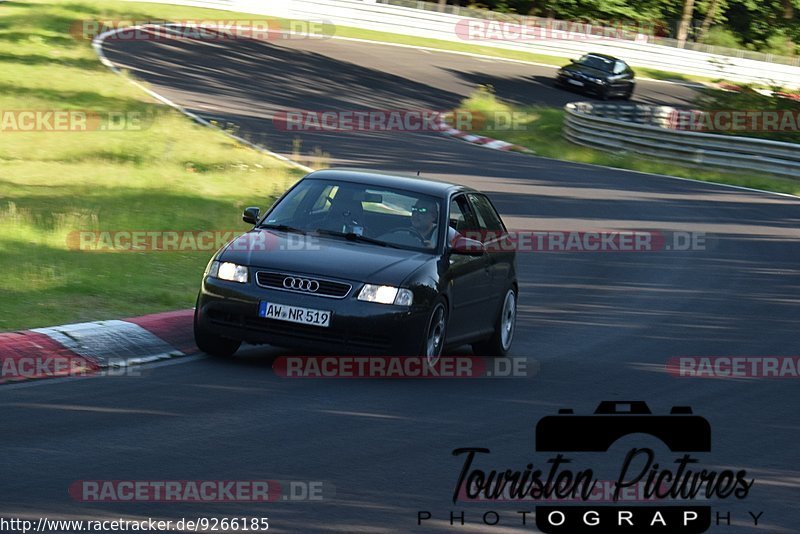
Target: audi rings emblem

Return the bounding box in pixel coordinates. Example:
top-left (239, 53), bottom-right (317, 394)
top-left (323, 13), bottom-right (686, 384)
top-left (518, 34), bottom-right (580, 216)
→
top-left (283, 277), bottom-right (320, 292)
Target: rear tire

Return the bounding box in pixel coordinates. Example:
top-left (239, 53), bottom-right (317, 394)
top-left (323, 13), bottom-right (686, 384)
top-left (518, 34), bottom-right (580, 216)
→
top-left (194, 300), bottom-right (241, 357)
top-left (471, 287), bottom-right (517, 357)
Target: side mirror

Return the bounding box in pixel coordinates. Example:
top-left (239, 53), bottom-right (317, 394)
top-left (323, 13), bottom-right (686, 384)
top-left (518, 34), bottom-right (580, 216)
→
top-left (450, 236), bottom-right (485, 256)
top-left (569, 58), bottom-right (576, 63)
top-left (242, 206), bottom-right (260, 225)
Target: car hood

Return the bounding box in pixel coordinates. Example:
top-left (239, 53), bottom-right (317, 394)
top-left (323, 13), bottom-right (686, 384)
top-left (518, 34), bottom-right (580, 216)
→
top-left (562, 64), bottom-right (609, 78)
top-left (218, 229), bottom-right (433, 284)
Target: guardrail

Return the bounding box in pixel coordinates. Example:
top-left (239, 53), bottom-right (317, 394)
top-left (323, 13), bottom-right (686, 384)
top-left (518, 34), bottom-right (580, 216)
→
top-left (370, 0), bottom-right (800, 67)
top-left (133, 0), bottom-right (800, 88)
top-left (563, 102), bottom-right (800, 179)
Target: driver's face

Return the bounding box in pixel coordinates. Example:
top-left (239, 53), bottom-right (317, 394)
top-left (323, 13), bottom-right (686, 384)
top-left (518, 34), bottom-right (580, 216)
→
top-left (411, 202), bottom-right (437, 234)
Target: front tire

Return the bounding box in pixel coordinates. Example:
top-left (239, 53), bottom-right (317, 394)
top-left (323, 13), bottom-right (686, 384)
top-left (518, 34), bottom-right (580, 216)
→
top-left (472, 287), bottom-right (517, 357)
top-left (421, 298), bottom-right (448, 367)
top-left (622, 85), bottom-right (634, 100)
top-left (194, 301), bottom-right (241, 357)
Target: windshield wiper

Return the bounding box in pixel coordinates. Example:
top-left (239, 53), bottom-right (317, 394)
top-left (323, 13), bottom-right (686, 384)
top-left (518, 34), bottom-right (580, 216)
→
top-left (259, 223), bottom-right (308, 235)
top-left (314, 229), bottom-right (400, 249)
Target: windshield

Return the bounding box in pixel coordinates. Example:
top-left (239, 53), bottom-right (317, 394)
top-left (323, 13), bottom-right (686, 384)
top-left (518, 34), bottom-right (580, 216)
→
top-left (576, 54), bottom-right (614, 72)
top-left (260, 178), bottom-right (444, 252)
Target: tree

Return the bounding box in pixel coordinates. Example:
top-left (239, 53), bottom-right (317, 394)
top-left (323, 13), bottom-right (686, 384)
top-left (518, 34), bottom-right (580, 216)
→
top-left (677, 0), bottom-right (697, 47)
top-left (782, 0), bottom-right (795, 18)
top-left (699, 0), bottom-right (721, 40)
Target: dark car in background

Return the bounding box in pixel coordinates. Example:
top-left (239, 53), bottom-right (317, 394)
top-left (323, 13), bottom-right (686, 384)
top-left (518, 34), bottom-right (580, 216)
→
top-left (555, 53), bottom-right (635, 100)
top-left (193, 169), bottom-right (518, 364)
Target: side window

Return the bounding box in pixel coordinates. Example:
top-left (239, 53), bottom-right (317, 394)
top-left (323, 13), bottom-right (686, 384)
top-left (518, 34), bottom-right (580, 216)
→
top-left (467, 194), bottom-right (505, 241)
top-left (448, 194), bottom-right (478, 243)
top-left (449, 195), bottom-right (477, 231)
top-left (613, 61), bottom-right (626, 75)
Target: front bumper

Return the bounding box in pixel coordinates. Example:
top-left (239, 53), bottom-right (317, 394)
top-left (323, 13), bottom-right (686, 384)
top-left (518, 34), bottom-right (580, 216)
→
top-left (557, 73), bottom-right (606, 93)
top-left (196, 276), bottom-right (430, 355)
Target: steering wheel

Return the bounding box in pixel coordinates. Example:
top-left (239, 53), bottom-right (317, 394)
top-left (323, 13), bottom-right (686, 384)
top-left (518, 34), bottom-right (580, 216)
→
top-left (379, 226), bottom-right (428, 245)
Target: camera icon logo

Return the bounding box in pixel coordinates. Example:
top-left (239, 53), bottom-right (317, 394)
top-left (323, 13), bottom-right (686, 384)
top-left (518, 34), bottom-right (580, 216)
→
top-left (536, 401), bottom-right (711, 452)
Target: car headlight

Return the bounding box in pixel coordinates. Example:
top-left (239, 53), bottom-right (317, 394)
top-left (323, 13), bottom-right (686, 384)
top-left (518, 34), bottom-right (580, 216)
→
top-left (358, 284), bottom-right (413, 305)
top-left (209, 261), bottom-right (248, 283)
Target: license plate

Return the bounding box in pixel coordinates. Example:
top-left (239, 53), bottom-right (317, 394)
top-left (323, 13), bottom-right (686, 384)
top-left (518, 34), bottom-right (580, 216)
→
top-left (568, 79), bottom-right (584, 86)
top-left (259, 301), bottom-right (331, 327)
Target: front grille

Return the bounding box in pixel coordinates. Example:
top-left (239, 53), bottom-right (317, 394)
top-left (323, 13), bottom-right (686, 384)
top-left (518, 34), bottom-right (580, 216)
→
top-left (243, 317), bottom-right (391, 352)
top-left (255, 271), bottom-right (352, 299)
top-left (244, 317), bottom-right (346, 343)
top-left (208, 311), bottom-right (393, 352)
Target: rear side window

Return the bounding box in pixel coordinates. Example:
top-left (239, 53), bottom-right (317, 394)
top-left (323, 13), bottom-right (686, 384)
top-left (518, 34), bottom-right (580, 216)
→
top-left (468, 194), bottom-right (505, 233)
top-left (448, 195), bottom-right (474, 233)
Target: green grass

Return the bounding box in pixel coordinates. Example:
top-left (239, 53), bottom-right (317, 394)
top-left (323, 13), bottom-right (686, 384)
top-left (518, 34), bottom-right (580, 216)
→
top-left (0, 0), bottom-right (310, 331)
top-left (456, 86), bottom-right (800, 196)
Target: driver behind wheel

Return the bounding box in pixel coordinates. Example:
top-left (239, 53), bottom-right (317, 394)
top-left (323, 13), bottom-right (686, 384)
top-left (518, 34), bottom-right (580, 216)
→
top-left (411, 198), bottom-right (458, 248)
top-left (411, 198), bottom-right (439, 246)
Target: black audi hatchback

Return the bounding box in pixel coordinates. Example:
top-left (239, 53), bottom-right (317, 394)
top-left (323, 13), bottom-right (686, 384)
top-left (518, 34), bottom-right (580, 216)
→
top-left (555, 53), bottom-right (635, 100)
top-left (194, 169), bottom-right (518, 363)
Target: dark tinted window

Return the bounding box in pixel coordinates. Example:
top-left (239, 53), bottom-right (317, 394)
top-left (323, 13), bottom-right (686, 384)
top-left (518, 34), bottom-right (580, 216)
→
top-left (577, 54), bottom-right (614, 72)
top-left (263, 178), bottom-right (443, 251)
top-left (448, 194), bottom-right (474, 234)
top-left (468, 194), bottom-right (505, 233)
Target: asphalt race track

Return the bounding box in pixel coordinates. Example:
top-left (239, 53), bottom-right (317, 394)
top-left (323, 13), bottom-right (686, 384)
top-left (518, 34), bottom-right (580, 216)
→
top-left (104, 37), bottom-right (700, 166)
top-left (2, 36), bottom-right (799, 533)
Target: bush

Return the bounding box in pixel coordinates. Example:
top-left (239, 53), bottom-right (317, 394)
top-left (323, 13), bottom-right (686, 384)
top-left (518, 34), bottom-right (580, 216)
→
top-left (763, 32), bottom-right (797, 57)
top-left (692, 84), bottom-right (800, 143)
top-left (702, 27), bottom-right (741, 49)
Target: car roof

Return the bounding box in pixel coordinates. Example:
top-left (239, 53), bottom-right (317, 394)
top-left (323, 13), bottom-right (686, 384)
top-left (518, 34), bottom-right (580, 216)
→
top-left (303, 168), bottom-right (477, 198)
top-left (581, 52), bottom-right (621, 62)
